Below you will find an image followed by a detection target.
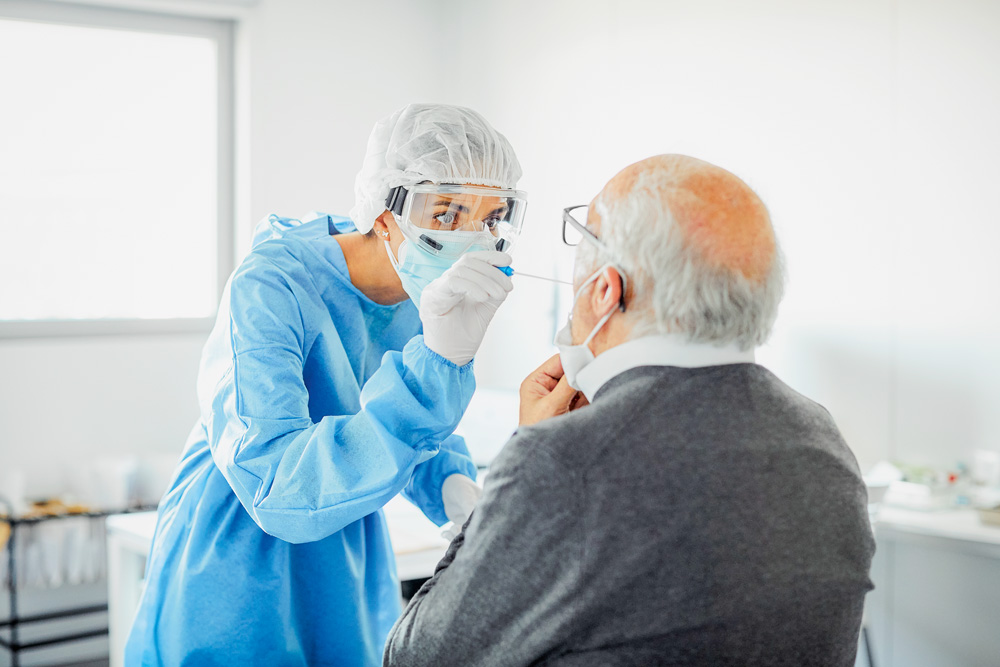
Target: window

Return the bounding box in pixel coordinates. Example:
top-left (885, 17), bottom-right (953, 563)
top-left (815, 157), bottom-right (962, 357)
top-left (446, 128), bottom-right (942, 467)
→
top-left (0, 1), bottom-right (235, 336)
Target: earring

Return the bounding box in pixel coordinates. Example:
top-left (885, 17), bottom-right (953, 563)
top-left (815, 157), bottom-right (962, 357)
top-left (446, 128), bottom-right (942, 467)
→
top-left (376, 230), bottom-right (389, 239)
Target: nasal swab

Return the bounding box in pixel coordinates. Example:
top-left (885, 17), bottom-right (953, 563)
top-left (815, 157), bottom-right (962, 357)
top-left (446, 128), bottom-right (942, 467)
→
top-left (512, 270), bottom-right (573, 285)
top-left (496, 266), bottom-right (572, 285)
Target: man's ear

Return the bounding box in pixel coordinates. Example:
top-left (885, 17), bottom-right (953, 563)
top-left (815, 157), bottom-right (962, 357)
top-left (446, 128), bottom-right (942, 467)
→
top-left (590, 267), bottom-right (622, 318)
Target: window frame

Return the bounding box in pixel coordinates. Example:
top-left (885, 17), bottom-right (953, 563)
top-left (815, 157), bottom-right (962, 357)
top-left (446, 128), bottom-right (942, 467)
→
top-left (0, 0), bottom-right (237, 339)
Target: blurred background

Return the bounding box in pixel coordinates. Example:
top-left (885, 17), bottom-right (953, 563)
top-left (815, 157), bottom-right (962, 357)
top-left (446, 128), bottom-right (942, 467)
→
top-left (1, 0), bottom-right (999, 665)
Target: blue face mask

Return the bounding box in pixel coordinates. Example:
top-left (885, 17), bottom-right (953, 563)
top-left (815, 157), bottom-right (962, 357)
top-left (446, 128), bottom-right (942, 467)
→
top-left (383, 232), bottom-right (495, 308)
top-left (383, 195), bottom-right (500, 308)
top-left (384, 240), bottom-right (449, 308)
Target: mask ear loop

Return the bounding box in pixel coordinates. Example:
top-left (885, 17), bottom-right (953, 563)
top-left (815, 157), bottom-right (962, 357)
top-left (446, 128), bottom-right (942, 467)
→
top-left (582, 307), bottom-right (616, 348)
top-left (384, 239), bottom-right (402, 270)
top-left (575, 263), bottom-right (622, 348)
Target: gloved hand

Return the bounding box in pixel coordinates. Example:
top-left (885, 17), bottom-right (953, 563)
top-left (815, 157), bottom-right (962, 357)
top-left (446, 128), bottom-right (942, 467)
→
top-left (420, 250), bottom-right (513, 366)
top-left (440, 473), bottom-right (483, 541)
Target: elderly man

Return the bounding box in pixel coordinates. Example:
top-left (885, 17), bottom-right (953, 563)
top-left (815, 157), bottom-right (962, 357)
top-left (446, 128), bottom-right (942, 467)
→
top-left (383, 154), bottom-right (874, 666)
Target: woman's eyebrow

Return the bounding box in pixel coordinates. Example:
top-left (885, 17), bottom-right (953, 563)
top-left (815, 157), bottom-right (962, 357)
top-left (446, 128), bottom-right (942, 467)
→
top-left (432, 200), bottom-right (470, 214)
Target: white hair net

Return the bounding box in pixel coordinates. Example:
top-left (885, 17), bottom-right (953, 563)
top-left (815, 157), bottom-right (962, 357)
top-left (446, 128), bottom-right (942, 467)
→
top-left (349, 103), bottom-right (523, 233)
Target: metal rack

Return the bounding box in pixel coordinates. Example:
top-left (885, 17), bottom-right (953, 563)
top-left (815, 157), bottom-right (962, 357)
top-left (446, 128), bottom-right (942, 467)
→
top-left (0, 499), bottom-right (156, 667)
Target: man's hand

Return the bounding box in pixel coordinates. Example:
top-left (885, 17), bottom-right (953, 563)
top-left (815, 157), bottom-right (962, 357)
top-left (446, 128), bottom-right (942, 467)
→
top-left (519, 354), bottom-right (589, 426)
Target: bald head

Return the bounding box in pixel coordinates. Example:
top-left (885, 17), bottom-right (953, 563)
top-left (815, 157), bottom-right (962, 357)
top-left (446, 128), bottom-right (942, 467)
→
top-left (594, 154), bottom-right (775, 284)
top-left (585, 154), bottom-right (783, 349)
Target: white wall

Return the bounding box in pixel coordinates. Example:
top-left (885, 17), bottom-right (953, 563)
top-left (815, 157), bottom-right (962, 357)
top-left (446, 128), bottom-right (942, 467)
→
top-left (3, 0), bottom-right (999, 496)
top-left (244, 0), bottom-right (451, 224)
top-left (449, 0), bottom-right (1000, 474)
top-left (0, 0), bottom-right (452, 500)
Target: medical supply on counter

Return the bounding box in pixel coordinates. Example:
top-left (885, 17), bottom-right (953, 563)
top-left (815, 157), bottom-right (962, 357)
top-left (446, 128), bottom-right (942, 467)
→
top-left (972, 449), bottom-right (1000, 485)
top-left (876, 460), bottom-right (978, 511)
top-left (978, 505), bottom-right (1000, 527)
top-left (883, 480), bottom-right (957, 511)
top-left (0, 469), bottom-right (27, 518)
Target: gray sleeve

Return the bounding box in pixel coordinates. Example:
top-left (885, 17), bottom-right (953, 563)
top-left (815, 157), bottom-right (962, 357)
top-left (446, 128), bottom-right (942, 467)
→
top-left (383, 432), bottom-right (581, 667)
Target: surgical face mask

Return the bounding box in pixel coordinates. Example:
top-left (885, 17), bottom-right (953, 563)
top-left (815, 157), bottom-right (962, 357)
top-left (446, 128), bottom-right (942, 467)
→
top-left (383, 238), bottom-right (472, 309)
top-left (554, 264), bottom-right (618, 389)
top-left (384, 211), bottom-right (497, 307)
top-left (419, 229), bottom-right (497, 257)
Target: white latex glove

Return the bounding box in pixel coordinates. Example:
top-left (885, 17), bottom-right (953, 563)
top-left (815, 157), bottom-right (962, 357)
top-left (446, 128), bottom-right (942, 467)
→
top-left (440, 473), bottom-right (483, 540)
top-left (420, 250), bottom-right (514, 366)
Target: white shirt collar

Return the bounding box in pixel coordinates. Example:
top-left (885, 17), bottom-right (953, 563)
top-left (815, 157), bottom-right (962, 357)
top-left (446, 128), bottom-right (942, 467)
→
top-left (575, 334), bottom-right (756, 402)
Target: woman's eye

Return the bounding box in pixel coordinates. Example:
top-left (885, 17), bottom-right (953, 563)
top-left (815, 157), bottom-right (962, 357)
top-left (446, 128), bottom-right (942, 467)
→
top-left (484, 216), bottom-right (502, 231)
top-left (433, 212), bottom-right (457, 228)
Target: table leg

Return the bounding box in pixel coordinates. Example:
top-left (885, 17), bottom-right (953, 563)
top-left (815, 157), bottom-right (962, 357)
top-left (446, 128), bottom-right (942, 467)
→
top-left (7, 520), bottom-right (19, 667)
top-left (107, 534), bottom-right (145, 667)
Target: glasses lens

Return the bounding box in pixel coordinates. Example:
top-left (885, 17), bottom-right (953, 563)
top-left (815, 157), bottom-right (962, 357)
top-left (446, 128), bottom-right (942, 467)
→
top-left (400, 188), bottom-right (527, 257)
top-left (563, 207), bottom-right (587, 246)
top-left (405, 190), bottom-right (516, 234)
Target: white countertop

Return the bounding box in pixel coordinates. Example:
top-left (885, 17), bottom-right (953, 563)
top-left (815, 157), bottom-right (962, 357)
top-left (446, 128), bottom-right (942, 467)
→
top-left (106, 493), bottom-right (449, 581)
top-left (874, 506), bottom-right (1000, 548)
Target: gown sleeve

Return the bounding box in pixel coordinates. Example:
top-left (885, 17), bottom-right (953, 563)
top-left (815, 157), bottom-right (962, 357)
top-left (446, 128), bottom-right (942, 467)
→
top-left (202, 254), bottom-right (475, 544)
top-left (401, 434), bottom-right (478, 526)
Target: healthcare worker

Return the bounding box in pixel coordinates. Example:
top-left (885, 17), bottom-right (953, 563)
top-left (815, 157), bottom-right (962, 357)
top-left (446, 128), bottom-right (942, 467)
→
top-left (124, 103), bottom-right (526, 666)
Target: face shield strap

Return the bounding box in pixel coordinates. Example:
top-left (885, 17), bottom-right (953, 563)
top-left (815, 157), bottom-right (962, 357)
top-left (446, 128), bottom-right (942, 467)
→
top-left (384, 186), bottom-right (408, 217)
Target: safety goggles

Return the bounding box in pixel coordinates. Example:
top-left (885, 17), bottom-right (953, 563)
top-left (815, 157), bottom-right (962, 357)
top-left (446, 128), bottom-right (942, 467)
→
top-left (385, 184), bottom-right (527, 258)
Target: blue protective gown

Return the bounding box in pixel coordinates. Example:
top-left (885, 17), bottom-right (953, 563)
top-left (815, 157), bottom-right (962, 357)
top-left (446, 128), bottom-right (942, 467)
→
top-left (125, 213), bottom-right (478, 666)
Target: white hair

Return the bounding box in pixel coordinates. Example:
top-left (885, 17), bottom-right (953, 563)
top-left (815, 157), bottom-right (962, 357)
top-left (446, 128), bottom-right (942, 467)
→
top-left (586, 171), bottom-right (784, 350)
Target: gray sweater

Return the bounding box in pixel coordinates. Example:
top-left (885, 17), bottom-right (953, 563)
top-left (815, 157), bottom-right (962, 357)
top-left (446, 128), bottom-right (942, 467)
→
top-left (384, 364), bottom-right (875, 666)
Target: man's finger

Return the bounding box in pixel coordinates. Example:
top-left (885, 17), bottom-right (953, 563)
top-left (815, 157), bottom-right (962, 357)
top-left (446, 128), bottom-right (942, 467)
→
top-left (533, 353), bottom-right (566, 382)
top-left (546, 375), bottom-right (578, 408)
top-left (522, 367), bottom-right (558, 393)
top-left (521, 354), bottom-right (570, 398)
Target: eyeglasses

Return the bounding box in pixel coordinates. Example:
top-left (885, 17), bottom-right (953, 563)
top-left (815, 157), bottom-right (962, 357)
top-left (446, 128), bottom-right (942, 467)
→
top-left (562, 205), bottom-right (611, 253)
top-left (560, 204), bottom-right (628, 312)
